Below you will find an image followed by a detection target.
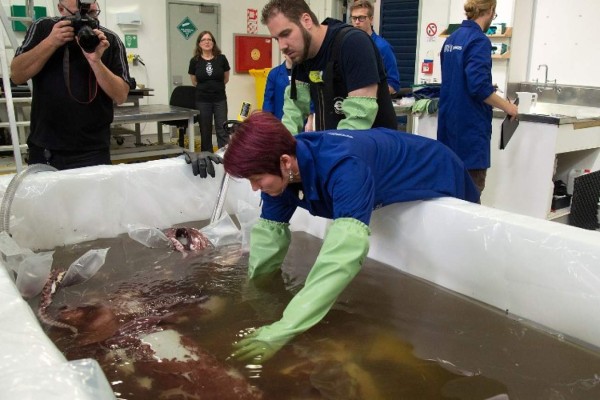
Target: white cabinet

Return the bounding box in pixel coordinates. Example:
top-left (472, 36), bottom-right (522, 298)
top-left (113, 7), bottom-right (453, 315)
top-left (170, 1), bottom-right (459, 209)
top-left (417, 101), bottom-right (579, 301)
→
top-left (483, 117), bottom-right (600, 220)
top-left (410, 110), bottom-right (600, 221)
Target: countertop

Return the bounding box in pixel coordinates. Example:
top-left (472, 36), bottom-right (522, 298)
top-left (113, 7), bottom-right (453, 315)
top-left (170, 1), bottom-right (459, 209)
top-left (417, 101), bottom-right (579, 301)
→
top-left (493, 103), bottom-right (600, 126)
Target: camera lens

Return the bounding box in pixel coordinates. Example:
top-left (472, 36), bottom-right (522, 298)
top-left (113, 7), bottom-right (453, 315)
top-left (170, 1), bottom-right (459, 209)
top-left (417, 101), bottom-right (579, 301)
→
top-left (78, 25), bottom-right (100, 53)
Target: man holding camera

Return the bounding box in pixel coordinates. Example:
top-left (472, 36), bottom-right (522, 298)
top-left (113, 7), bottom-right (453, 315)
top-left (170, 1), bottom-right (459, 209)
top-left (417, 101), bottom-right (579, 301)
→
top-left (11, 0), bottom-right (131, 170)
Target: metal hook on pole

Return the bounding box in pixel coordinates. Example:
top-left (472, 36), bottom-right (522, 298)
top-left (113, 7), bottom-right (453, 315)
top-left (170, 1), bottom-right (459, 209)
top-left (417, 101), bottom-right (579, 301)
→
top-left (209, 108), bottom-right (250, 224)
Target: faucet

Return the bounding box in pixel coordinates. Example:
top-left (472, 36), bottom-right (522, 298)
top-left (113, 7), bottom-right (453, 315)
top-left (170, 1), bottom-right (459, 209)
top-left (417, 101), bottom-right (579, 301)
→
top-left (536, 64), bottom-right (559, 92)
top-left (538, 64), bottom-right (548, 85)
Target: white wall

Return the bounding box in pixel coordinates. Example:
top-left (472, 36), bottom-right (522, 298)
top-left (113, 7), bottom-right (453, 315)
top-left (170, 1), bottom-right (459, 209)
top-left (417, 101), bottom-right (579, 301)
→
top-left (418, 0), bottom-right (598, 89)
top-left (529, 0), bottom-right (599, 86)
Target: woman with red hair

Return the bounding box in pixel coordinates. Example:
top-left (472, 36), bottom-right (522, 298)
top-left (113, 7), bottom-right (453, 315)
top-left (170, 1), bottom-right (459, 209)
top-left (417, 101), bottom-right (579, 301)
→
top-left (225, 112), bottom-right (479, 363)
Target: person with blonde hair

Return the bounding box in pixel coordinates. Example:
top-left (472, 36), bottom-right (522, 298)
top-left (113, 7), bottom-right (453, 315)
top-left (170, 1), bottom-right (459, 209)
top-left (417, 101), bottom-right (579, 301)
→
top-left (437, 0), bottom-right (518, 194)
top-left (349, 0), bottom-right (400, 95)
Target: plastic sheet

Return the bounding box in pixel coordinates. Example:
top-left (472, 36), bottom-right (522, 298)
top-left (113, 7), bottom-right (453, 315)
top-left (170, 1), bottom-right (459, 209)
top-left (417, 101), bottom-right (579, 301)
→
top-left (0, 358), bottom-right (116, 400)
top-left (0, 157), bottom-right (260, 250)
top-left (14, 251), bottom-right (53, 299)
top-left (0, 255), bottom-right (115, 400)
top-left (127, 224), bottom-right (171, 249)
top-left (61, 248), bottom-right (109, 287)
top-left (1, 156), bottom-right (600, 397)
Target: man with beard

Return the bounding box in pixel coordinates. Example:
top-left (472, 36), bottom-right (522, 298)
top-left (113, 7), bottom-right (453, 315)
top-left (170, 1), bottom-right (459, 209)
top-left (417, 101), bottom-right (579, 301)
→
top-left (260, 0), bottom-right (397, 134)
top-left (437, 0), bottom-right (518, 194)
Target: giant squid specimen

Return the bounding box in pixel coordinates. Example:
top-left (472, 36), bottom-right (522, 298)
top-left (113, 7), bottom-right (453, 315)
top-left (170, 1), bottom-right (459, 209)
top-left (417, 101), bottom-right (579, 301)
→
top-left (163, 227), bottom-right (213, 255)
top-left (51, 285), bottom-right (263, 399)
top-left (38, 269), bottom-right (78, 332)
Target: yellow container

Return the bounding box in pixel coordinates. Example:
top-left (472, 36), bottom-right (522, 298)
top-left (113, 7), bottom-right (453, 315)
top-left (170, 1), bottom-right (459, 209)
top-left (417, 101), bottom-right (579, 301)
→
top-left (249, 68), bottom-right (271, 110)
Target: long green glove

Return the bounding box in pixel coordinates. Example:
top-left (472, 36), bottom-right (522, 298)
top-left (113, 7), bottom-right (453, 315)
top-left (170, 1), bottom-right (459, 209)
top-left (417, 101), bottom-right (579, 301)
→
top-left (232, 218), bottom-right (371, 363)
top-left (281, 82), bottom-right (311, 135)
top-left (248, 218), bottom-right (291, 279)
top-left (337, 96), bottom-right (378, 130)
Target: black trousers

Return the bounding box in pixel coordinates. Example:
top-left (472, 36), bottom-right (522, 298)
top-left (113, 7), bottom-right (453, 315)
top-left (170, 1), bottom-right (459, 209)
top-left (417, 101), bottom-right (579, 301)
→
top-left (27, 144), bottom-right (111, 170)
top-left (196, 99), bottom-right (229, 152)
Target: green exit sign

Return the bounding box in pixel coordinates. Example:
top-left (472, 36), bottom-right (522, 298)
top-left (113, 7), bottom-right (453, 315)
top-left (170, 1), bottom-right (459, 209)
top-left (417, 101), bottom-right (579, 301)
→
top-left (124, 34), bottom-right (138, 49)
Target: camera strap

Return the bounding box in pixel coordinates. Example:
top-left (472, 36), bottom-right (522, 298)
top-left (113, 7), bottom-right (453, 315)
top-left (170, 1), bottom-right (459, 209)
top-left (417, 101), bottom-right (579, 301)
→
top-left (63, 46), bottom-right (98, 104)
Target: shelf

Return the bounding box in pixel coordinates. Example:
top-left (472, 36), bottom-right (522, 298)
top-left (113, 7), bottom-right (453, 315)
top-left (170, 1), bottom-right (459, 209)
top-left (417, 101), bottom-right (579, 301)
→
top-left (0, 97), bottom-right (32, 103)
top-left (488, 27), bottom-right (512, 38)
top-left (547, 206), bottom-right (570, 221)
top-left (492, 51), bottom-right (510, 59)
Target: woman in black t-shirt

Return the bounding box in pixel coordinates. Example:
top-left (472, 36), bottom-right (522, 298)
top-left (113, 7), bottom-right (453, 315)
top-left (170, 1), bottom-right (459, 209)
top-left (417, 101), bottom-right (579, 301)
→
top-left (188, 31), bottom-right (231, 152)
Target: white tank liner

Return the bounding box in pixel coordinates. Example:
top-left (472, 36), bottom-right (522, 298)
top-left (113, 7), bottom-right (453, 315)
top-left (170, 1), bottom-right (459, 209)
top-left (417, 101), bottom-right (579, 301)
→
top-left (0, 157), bottom-right (598, 399)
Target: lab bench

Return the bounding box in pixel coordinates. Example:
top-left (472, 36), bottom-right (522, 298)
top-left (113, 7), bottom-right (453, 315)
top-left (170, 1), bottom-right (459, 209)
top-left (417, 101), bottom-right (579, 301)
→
top-left (111, 104), bottom-right (199, 161)
top-left (402, 104), bottom-right (600, 221)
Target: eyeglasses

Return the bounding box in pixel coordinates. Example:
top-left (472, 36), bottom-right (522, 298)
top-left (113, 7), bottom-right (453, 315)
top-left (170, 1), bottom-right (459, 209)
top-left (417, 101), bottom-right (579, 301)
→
top-left (350, 15), bottom-right (369, 22)
top-left (200, 38), bottom-right (213, 43)
top-left (493, 13), bottom-right (498, 20)
top-left (60, 2), bottom-right (101, 19)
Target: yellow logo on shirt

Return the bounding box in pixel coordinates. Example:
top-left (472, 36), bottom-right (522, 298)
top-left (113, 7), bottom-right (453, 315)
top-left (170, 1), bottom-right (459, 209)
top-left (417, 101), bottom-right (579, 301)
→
top-left (309, 70), bottom-right (323, 83)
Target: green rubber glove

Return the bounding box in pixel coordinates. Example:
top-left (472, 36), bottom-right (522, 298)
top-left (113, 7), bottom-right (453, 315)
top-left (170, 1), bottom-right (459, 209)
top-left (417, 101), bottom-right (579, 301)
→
top-left (282, 82), bottom-right (311, 135)
top-left (248, 218), bottom-right (291, 279)
top-left (337, 96), bottom-right (378, 130)
top-left (233, 218), bottom-right (371, 363)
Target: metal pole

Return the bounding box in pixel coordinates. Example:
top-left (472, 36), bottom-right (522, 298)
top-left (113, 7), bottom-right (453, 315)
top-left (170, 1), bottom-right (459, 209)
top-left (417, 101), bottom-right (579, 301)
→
top-left (0, 27), bottom-right (23, 172)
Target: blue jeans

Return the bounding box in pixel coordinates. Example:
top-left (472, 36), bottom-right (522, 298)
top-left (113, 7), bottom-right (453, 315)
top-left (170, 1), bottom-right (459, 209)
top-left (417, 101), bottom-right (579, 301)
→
top-left (196, 100), bottom-right (228, 152)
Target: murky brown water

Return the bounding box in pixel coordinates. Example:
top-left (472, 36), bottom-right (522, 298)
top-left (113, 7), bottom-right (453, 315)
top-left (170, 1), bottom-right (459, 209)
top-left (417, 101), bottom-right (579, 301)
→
top-left (29, 221), bottom-right (600, 400)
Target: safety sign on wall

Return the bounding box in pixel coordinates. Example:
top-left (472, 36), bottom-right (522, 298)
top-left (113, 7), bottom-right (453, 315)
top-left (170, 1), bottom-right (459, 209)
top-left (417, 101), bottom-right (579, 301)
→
top-left (247, 8), bottom-right (258, 34)
top-left (177, 17), bottom-right (198, 40)
top-left (124, 34), bottom-right (138, 49)
top-left (425, 22), bottom-right (437, 42)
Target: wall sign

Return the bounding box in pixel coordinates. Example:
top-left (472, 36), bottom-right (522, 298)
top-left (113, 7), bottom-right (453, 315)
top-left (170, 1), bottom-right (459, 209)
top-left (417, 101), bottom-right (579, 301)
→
top-left (124, 34), bottom-right (138, 49)
top-left (247, 8), bottom-right (258, 34)
top-left (426, 22), bottom-right (437, 37)
top-left (177, 17), bottom-right (198, 40)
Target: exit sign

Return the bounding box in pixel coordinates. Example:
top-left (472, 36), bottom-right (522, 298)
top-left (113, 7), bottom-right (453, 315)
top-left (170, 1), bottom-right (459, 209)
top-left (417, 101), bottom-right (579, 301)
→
top-left (124, 34), bottom-right (138, 49)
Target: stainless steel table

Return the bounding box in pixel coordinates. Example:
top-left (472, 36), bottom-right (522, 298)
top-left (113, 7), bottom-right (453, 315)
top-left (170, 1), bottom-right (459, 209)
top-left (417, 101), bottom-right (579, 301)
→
top-left (112, 104), bottom-right (199, 151)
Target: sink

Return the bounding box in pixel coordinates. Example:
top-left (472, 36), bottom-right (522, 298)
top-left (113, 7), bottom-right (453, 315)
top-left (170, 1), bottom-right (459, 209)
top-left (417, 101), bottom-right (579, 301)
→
top-left (527, 103), bottom-right (600, 119)
top-left (530, 112), bottom-right (571, 118)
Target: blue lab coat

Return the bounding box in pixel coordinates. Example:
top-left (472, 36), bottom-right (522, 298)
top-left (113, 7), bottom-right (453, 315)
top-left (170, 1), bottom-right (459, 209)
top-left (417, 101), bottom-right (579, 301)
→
top-left (262, 62), bottom-right (290, 120)
top-left (438, 19), bottom-right (495, 169)
top-left (371, 31), bottom-right (400, 93)
top-left (261, 128), bottom-right (480, 225)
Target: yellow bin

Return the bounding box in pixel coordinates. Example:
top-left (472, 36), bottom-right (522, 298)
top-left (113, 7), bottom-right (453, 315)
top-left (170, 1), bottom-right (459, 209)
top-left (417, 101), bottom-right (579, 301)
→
top-left (249, 68), bottom-right (271, 110)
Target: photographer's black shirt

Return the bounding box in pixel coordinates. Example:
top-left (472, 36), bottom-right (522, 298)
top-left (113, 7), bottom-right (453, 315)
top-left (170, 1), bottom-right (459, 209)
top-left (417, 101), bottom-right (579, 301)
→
top-left (15, 17), bottom-right (130, 151)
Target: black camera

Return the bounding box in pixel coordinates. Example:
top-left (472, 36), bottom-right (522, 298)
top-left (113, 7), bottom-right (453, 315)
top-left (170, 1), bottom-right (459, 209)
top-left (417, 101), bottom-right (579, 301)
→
top-left (64, 0), bottom-right (100, 53)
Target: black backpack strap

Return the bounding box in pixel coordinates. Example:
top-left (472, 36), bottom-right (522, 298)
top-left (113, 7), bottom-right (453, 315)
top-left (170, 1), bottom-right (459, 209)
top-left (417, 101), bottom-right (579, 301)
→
top-left (290, 64), bottom-right (298, 100)
top-left (328, 25), bottom-right (397, 130)
top-left (326, 25), bottom-right (354, 96)
top-left (312, 25), bottom-right (353, 130)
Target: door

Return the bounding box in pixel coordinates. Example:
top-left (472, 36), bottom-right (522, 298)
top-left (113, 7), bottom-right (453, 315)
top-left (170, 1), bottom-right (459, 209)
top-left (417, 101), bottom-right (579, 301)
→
top-left (379, 0), bottom-right (420, 90)
top-left (167, 2), bottom-right (220, 96)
